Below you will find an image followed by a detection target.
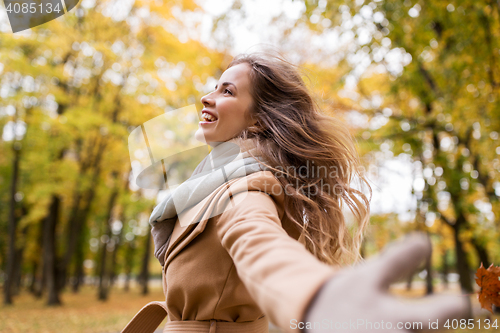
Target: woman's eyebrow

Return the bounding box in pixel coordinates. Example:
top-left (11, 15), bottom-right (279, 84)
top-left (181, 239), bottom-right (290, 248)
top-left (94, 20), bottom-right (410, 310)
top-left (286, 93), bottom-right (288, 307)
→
top-left (214, 82), bottom-right (237, 92)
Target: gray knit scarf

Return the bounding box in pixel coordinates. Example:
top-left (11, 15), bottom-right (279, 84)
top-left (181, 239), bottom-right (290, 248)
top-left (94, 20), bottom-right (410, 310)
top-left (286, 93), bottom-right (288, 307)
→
top-left (150, 138), bottom-right (268, 266)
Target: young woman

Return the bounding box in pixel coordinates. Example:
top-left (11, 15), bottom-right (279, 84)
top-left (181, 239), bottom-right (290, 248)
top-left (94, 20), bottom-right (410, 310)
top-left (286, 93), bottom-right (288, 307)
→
top-left (123, 51), bottom-right (470, 333)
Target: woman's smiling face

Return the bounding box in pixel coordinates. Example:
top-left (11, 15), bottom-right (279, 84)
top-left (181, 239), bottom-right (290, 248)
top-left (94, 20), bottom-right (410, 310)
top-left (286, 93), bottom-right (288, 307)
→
top-left (195, 63), bottom-right (255, 145)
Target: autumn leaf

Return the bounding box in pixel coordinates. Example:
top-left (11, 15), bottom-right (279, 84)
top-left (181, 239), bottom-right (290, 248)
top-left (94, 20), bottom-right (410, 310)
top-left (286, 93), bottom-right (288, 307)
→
top-left (475, 263), bottom-right (500, 314)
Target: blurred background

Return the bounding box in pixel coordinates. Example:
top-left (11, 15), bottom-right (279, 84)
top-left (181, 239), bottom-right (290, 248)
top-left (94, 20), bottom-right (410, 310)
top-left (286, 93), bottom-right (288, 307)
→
top-left (0, 0), bottom-right (499, 332)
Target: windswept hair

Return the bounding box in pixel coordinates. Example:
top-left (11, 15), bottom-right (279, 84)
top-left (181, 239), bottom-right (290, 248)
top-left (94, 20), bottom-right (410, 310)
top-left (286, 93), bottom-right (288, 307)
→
top-left (229, 50), bottom-right (372, 266)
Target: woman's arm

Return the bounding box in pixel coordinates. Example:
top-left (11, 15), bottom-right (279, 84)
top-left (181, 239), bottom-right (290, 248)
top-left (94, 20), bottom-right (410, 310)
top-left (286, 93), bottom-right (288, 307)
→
top-left (216, 190), bottom-right (338, 333)
top-left (217, 191), bottom-right (471, 333)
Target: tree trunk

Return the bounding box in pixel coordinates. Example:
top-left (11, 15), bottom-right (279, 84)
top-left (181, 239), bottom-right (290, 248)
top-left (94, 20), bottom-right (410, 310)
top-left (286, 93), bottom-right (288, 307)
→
top-left (97, 239), bottom-right (109, 300)
top-left (71, 229), bottom-right (86, 293)
top-left (425, 248), bottom-right (434, 295)
top-left (12, 245), bottom-right (24, 296)
top-left (139, 230), bottom-right (151, 295)
top-left (441, 250), bottom-right (449, 290)
top-left (110, 169), bottom-right (130, 288)
top-left (71, 262), bottom-right (84, 293)
top-left (98, 180), bottom-right (119, 301)
top-left (43, 195), bottom-right (62, 306)
top-left (60, 191), bottom-right (83, 290)
top-left (59, 139), bottom-right (107, 291)
top-left (30, 218), bottom-right (45, 298)
top-left (29, 261), bottom-right (38, 294)
top-left (453, 225), bottom-right (473, 292)
top-left (123, 241), bottom-right (134, 292)
top-left (33, 222), bottom-right (47, 298)
top-left (124, 271), bottom-right (131, 292)
top-left (33, 253), bottom-right (46, 298)
top-left (470, 236), bottom-right (490, 268)
top-left (12, 218), bottom-right (29, 296)
top-left (109, 227), bottom-right (124, 288)
top-left (4, 141), bottom-right (21, 305)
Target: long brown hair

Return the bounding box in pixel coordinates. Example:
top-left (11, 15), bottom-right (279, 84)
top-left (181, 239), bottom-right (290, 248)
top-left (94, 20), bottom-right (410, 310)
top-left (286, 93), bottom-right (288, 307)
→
top-left (228, 50), bottom-right (372, 266)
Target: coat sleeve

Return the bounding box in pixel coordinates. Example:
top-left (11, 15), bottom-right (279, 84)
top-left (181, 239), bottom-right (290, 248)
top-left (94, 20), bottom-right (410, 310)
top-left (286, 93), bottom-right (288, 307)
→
top-left (215, 190), bottom-right (338, 333)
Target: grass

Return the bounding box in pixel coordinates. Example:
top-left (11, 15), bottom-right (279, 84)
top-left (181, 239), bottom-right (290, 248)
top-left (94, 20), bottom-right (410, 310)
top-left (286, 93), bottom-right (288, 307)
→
top-left (0, 285), bottom-right (166, 333)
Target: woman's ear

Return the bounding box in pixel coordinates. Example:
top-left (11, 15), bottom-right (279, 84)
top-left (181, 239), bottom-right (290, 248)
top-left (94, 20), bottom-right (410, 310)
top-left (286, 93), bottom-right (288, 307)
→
top-left (245, 105), bottom-right (258, 127)
top-left (249, 114), bottom-right (258, 126)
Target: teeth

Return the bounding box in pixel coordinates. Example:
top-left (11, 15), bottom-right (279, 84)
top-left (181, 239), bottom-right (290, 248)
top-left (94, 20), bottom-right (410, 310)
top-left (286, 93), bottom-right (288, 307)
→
top-left (202, 112), bottom-right (217, 122)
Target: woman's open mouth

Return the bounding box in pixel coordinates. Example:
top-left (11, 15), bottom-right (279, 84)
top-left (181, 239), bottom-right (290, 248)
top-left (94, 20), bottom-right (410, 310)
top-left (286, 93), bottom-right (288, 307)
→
top-left (200, 111), bottom-right (218, 124)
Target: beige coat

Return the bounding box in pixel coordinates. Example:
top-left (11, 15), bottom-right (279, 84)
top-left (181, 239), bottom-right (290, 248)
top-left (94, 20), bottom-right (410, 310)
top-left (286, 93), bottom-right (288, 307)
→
top-left (122, 170), bottom-right (337, 333)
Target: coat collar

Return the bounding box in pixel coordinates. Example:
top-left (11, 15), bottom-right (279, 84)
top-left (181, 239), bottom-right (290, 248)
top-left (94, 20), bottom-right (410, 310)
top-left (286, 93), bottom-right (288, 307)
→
top-left (162, 170), bottom-right (287, 270)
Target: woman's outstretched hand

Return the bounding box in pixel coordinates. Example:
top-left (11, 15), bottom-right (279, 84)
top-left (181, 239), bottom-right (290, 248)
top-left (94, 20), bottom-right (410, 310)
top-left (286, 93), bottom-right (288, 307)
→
top-left (303, 233), bottom-right (471, 332)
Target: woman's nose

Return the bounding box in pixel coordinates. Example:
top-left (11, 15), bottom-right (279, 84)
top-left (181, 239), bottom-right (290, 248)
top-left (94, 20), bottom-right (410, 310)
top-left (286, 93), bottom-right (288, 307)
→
top-left (200, 93), bottom-right (214, 107)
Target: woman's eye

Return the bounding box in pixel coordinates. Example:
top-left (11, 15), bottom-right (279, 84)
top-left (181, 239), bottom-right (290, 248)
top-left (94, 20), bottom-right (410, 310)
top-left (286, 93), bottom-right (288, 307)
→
top-left (224, 88), bottom-right (233, 95)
